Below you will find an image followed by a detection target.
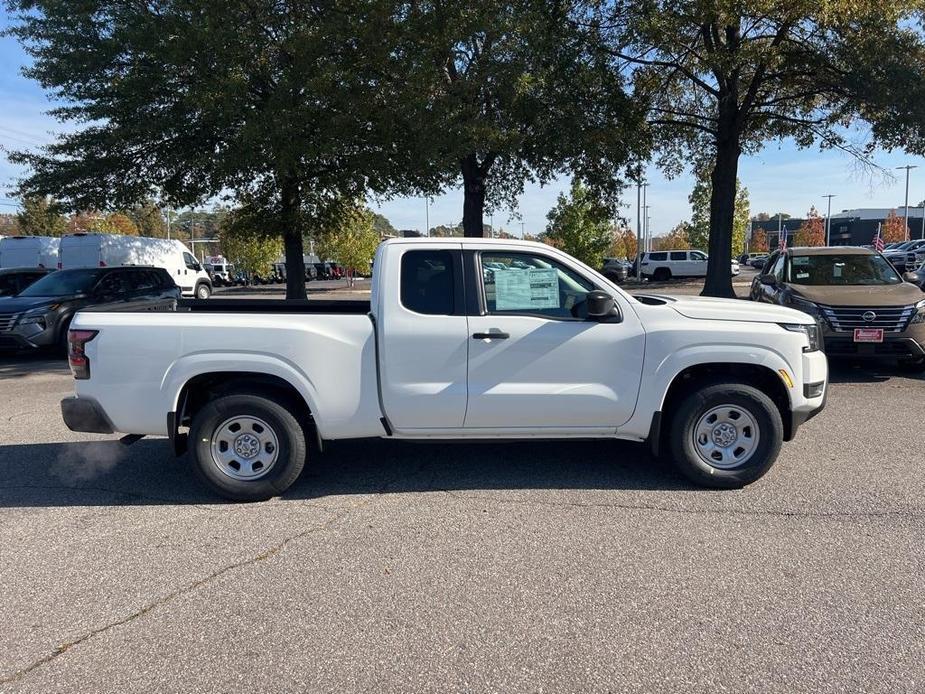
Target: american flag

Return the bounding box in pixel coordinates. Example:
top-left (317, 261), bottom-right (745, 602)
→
top-left (778, 231), bottom-right (787, 251)
top-left (872, 224), bottom-right (884, 253)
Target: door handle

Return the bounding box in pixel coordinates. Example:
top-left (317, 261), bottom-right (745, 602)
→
top-left (472, 332), bottom-right (509, 340)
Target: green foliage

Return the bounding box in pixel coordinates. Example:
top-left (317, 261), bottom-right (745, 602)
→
top-left (386, 0), bottom-right (647, 236)
top-left (16, 195), bottom-right (67, 236)
top-left (128, 201), bottom-right (167, 238)
top-left (315, 203), bottom-right (380, 284)
top-left (607, 1), bottom-right (925, 296)
top-left (688, 169), bottom-right (750, 255)
top-left (219, 208), bottom-right (284, 278)
top-left (371, 212), bottom-right (397, 238)
top-left (544, 180), bottom-right (614, 268)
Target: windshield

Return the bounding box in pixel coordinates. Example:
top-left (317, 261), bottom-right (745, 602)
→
top-left (18, 269), bottom-right (103, 296)
top-left (788, 254), bottom-right (902, 286)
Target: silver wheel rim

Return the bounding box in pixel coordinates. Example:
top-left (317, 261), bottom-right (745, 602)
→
top-left (209, 415), bottom-right (280, 481)
top-left (693, 404), bottom-right (760, 469)
top-left (198, 285), bottom-right (209, 298)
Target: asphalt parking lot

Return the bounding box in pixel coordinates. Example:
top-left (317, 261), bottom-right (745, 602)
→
top-left (0, 347), bottom-right (922, 693)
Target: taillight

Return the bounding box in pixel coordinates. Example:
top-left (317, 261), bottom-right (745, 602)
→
top-left (99, 260), bottom-right (106, 267)
top-left (68, 329), bottom-right (99, 380)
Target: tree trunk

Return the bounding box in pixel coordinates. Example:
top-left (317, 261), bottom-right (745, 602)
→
top-left (702, 128), bottom-right (741, 299)
top-left (461, 153), bottom-right (488, 238)
top-left (281, 177), bottom-right (307, 300)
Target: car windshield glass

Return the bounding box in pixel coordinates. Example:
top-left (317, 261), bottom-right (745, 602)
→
top-left (18, 269), bottom-right (103, 296)
top-left (788, 254), bottom-right (901, 286)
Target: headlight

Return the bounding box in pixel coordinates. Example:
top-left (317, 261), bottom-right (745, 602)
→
top-left (17, 307), bottom-right (56, 329)
top-left (781, 322), bottom-right (822, 352)
top-left (788, 296), bottom-right (822, 320)
top-left (913, 299), bottom-right (925, 324)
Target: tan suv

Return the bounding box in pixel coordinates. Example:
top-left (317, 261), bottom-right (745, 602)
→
top-left (750, 246), bottom-right (925, 371)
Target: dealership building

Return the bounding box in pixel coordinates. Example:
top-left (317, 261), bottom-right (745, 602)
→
top-left (750, 207), bottom-right (925, 247)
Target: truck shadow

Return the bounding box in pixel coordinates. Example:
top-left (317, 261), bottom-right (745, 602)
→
top-left (0, 437), bottom-right (690, 508)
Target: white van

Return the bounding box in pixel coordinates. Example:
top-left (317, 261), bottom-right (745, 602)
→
top-left (59, 233), bottom-right (212, 298)
top-left (0, 235), bottom-right (61, 269)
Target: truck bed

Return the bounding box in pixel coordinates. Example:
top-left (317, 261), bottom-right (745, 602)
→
top-left (178, 298), bottom-right (371, 314)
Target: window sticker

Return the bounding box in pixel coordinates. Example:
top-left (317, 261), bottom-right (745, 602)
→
top-left (494, 267), bottom-right (559, 310)
top-left (833, 262), bottom-right (844, 278)
top-left (792, 256), bottom-right (809, 266)
top-left (795, 272), bottom-right (809, 279)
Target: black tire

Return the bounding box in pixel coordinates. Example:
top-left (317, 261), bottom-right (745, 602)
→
top-left (189, 392), bottom-right (307, 501)
top-left (56, 315), bottom-right (74, 357)
top-left (195, 282), bottom-right (212, 299)
top-left (653, 267), bottom-right (671, 282)
top-left (897, 357), bottom-right (925, 374)
top-left (668, 381), bottom-right (783, 489)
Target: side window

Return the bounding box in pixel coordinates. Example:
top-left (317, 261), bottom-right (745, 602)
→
top-left (690, 251), bottom-right (707, 261)
top-left (772, 254), bottom-right (787, 280)
top-left (95, 272), bottom-right (124, 297)
top-left (183, 252), bottom-right (199, 270)
top-left (481, 251), bottom-right (596, 320)
top-left (648, 252), bottom-right (668, 261)
top-left (400, 250), bottom-right (456, 315)
top-left (669, 251), bottom-right (687, 261)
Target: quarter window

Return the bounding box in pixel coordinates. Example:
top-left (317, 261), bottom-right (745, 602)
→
top-left (670, 251), bottom-right (687, 261)
top-left (400, 250), bottom-right (455, 315)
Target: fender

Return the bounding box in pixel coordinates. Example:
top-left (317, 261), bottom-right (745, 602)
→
top-left (620, 342), bottom-right (796, 440)
top-left (161, 351), bottom-right (326, 434)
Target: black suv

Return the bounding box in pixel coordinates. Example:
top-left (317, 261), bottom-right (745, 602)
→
top-left (0, 266), bottom-right (179, 352)
top-left (0, 268), bottom-right (53, 297)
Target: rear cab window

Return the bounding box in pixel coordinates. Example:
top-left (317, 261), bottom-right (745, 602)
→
top-left (400, 250), bottom-right (457, 315)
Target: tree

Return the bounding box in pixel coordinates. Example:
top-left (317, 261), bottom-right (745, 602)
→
top-left (882, 209), bottom-right (909, 243)
top-left (750, 230), bottom-right (769, 253)
top-left (6, 1), bottom-right (423, 299)
top-left (604, 2), bottom-right (925, 297)
top-left (688, 167), bottom-right (750, 254)
top-left (753, 212), bottom-right (790, 222)
top-left (16, 195), bottom-right (67, 236)
top-left (544, 180), bottom-right (615, 268)
top-left (315, 204), bottom-right (381, 286)
top-left (128, 201), bottom-right (168, 238)
top-left (0, 215), bottom-right (19, 235)
top-left (610, 225), bottom-right (638, 260)
top-left (653, 222), bottom-right (692, 251)
top-left (794, 207), bottom-right (825, 247)
top-left (371, 212), bottom-right (397, 238)
top-left (219, 208), bottom-right (284, 280)
top-left (390, 1), bottom-right (646, 238)
top-left (105, 212), bottom-right (139, 236)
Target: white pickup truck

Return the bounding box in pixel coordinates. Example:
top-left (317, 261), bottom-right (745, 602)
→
top-left (61, 238), bottom-right (827, 501)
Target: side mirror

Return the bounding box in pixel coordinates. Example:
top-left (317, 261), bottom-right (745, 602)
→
top-left (586, 290), bottom-right (615, 319)
top-left (759, 274), bottom-right (777, 287)
top-left (903, 271), bottom-right (918, 283)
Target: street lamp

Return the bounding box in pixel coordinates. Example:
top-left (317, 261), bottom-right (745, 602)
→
top-left (822, 194), bottom-right (836, 245)
top-left (897, 165), bottom-right (918, 241)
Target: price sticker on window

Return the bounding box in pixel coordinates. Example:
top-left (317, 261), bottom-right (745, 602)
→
top-left (495, 268), bottom-right (559, 310)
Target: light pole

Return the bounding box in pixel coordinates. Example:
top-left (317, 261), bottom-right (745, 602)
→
top-left (425, 196), bottom-right (430, 237)
top-left (635, 178), bottom-right (643, 281)
top-left (520, 221), bottom-right (525, 238)
top-left (897, 165), bottom-right (918, 241)
top-left (822, 194), bottom-right (836, 245)
top-left (641, 182), bottom-right (650, 253)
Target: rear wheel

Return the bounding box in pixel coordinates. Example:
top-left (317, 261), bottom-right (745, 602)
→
top-left (668, 382), bottom-right (783, 489)
top-left (653, 267), bottom-right (671, 282)
top-left (189, 392), bottom-right (307, 501)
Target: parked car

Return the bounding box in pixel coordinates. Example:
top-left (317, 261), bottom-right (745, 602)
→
top-left (601, 257), bottom-right (629, 283)
top-left (883, 239), bottom-right (925, 273)
top-left (61, 237), bottom-right (826, 501)
top-left (639, 250), bottom-right (738, 281)
top-left (749, 255), bottom-right (770, 269)
top-left (739, 252), bottom-right (765, 265)
top-left (750, 246), bottom-right (925, 370)
top-left (0, 267), bottom-right (54, 297)
top-left (0, 266), bottom-right (179, 352)
top-left (203, 256), bottom-right (235, 286)
top-left (59, 233), bottom-right (213, 299)
top-left (904, 264), bottom-right (925, 291)
top-left (0, 235), bottom-right (60, 269)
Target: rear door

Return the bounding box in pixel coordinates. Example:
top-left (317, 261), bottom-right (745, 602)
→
top-left (669, 250), bottom-right (690, 276)
top-left (378, 245), bottom-right (470, 430)
top-left (465, 248), bottom-right (645, 431)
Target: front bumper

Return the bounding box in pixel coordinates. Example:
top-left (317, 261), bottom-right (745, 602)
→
top-left (0, 321), bottom-right (59, 350)
top-left (823, 334), bottom-right (925, 361)
top-left (61, 396), bottom-right (115, 434)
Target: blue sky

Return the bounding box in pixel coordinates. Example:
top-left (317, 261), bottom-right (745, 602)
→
top-left (3, 10), bottom-right (925, 235)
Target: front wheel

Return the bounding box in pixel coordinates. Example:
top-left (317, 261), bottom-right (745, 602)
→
top-left (189, 392), bottom-right (307, 501)
top-left (196, 282), bottom-right (212, 299)
top-left (668, 382), bottom-right (783, 489)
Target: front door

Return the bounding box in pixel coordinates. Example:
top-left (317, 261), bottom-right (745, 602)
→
top-left (465, 250), bottom-right (645, 431)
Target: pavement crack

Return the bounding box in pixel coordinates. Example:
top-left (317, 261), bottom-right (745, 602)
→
top-left (0, 460), bottom-right (433, 685)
